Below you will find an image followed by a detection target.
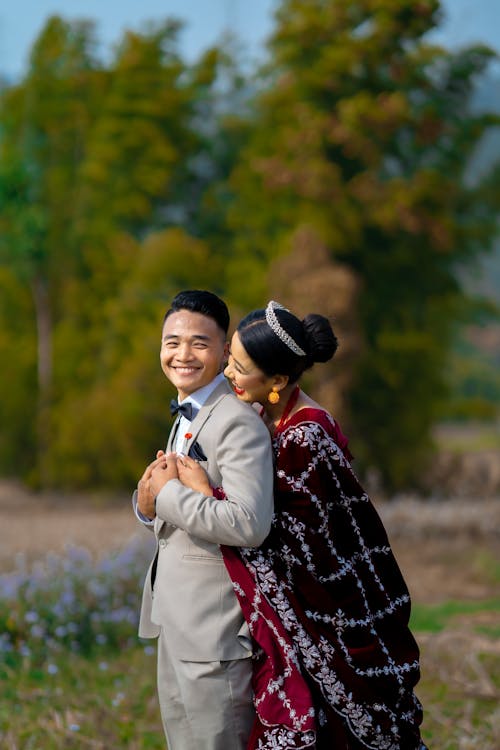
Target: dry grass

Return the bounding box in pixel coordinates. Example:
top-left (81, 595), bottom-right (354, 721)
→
top-left (378, 494), bottom-right (500, 748)
top-left (1, 481), bottom-right (499, 748)
top-left (417, 626), bottom-right (500, 749)
top-left (377, 495), bottom-right (500, 604)
top-left (0, 481), bottom-right (141, 572)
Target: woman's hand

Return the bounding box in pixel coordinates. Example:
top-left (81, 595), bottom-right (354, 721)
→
top-left (176, 455), bottom-right (212, 495)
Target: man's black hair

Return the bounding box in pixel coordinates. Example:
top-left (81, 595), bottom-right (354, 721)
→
top-left (164, 290), bottom-right (230, 334)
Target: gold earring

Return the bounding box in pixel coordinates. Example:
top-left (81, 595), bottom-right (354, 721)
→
top-left (268, 387), bottom-right (280, 404)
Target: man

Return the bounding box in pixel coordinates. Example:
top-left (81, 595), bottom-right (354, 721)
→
top-left (132, 290), bottom-right (274, 750)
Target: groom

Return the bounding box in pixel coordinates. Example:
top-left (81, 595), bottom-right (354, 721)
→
top-left (133, 290), bottom-right (274, 750)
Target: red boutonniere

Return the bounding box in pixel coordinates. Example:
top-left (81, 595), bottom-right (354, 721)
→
top-left (179, 432), bottom-right (193, 456)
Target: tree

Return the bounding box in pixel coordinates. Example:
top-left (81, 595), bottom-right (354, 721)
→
top-left (0, 266), bottom-right (37, 477)
top-left (0, 16), bottom-right (246, 487)
top-left (44, 26), bottom-right (240, 486)
top-left (1, 4), bottom-right (497, 492)
top-left (48, 228), bottom-right (220, 487)
top-left (0, 16), bottom-right (102, 483)
top-left (224, 0), bottom-right (499, 489)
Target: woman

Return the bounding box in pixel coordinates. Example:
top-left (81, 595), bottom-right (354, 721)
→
top-left (176, 301), bottom-right (426, 750)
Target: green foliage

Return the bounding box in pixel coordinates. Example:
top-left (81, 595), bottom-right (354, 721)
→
top-left (3, 640), bottom-right (499, 749)
top-left (0, 3), bottom-right (498, 490)
top-left (0, 649), bottom-right (164, 749)
top-left (442, 320), bottom-right (500, 422)
top-left (0, 16), bottom-right (238, 487)
top-left (411, 598), bottom-right (500, 633)
top-left (222, 0), bottom-right (500, 489)
top-left (0, 268), bottom-right (37, 476)
top-left (0, 16), bottom-right (106, 485)
top-left (48, 229), bottom-right (220, 487)
top-left (77, 20), bottom-right (191, 233)
top-left (0, 531), bottom-right (498, 748)
top-left (0, 538), bottom-right (154, 670)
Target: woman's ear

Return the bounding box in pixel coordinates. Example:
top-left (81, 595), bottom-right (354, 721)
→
top-left (272, 374), bottom-right (289, 391)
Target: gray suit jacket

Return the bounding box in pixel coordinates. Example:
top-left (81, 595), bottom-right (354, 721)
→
top-left (137, 379), bottom-right (274, 661)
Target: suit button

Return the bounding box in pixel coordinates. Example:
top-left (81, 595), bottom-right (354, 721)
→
top-left (159, 539), bottom-right (166, 548)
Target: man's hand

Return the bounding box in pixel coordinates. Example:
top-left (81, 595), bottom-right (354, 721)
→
top-left (137, 453), bottom-right (167, 519)
top-left (150, 452), bottom-right (179, 498)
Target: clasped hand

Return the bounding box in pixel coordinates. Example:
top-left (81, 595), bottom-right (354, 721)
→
top-left (137, 450), bottom-right (211, 519)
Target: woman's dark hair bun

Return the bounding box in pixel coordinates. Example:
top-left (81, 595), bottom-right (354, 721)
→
top-left (302, 314), bottom-right (338, 363)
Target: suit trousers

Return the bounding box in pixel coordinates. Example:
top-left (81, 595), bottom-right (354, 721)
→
top-left (157, 627), bottom-right (254, 750)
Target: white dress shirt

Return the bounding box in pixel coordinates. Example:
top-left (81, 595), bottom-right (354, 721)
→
top-left (134, 372), bottom-right (226, 525)
top-left (173, 372), bottom-right (225, 453)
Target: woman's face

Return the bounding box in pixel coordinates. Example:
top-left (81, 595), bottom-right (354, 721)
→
top-left (224, 331), bottom-right (275, 404)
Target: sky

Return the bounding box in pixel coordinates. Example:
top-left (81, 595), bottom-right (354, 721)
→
top-left (0, 0), bottom-right (499, 81)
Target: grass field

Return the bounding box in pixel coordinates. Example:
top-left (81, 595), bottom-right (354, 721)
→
top-left (2, 629), bottom-right (497, 750)
top-left (1, 483), bottom-right (499, 749)
top-left (2, 605), bottom-right (499, 749)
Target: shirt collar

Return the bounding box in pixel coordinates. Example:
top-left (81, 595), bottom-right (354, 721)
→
top-left (178, 372), bottom-right (226, 411)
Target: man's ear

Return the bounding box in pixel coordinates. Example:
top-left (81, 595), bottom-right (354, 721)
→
top-left (222, 340), bottom-right (230, 363)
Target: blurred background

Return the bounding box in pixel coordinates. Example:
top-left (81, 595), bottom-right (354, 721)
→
top-left (0, 3), bottom-right (499, 748)
top-left (0, 0), bottom-right (498, 493)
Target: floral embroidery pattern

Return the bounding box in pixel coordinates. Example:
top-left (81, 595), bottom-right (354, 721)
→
top-left (222, 409), bottom-right (424, 749)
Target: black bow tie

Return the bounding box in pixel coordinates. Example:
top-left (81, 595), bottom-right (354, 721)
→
top-left (170, 399), bottom-right (196, 421)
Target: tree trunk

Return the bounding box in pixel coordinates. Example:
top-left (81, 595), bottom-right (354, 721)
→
top-left (32, 274), bottom-right (52, 486)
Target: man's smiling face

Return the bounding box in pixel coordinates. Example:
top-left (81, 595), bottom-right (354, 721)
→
top-left (160, 310), bottom-right (227, 400)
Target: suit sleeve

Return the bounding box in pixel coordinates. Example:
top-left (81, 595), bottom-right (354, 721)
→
top-left (154, 410), bottom-right (274, 546)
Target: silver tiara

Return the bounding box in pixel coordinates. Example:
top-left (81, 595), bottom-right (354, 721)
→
top-left (265, 301), bottom-right (306, 356)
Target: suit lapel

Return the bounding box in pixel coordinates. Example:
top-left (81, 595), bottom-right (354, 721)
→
top-left (167, 416), bottom-right (181, 451)
top-left (181, 379), bottom-right (232, 455)
top-left (156, 379), bottom-right (232, 534)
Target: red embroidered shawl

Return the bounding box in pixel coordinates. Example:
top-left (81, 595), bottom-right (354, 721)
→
top-left (221, 407), bottom-right (425, 750)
